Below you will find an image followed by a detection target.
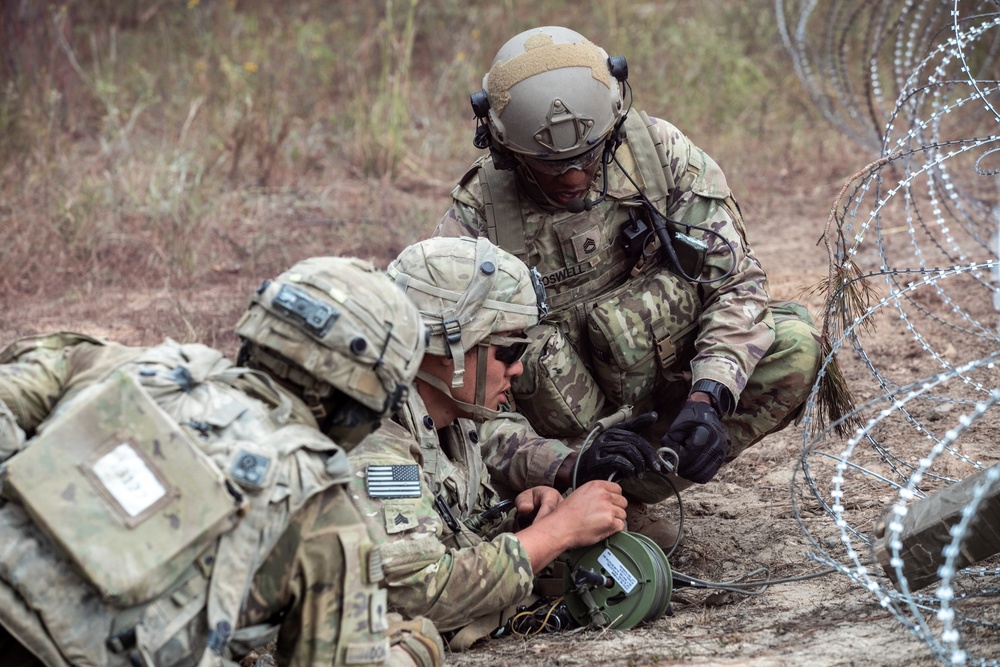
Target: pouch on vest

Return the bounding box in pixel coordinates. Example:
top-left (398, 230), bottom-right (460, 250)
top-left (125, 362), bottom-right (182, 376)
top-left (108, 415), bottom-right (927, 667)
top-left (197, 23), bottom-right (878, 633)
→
top-left (510, 323), bottom-right (606, 437)
top-left (586, 271), bottom-right (700, 407)
top-left (0, 369), bottom-right (243, 606)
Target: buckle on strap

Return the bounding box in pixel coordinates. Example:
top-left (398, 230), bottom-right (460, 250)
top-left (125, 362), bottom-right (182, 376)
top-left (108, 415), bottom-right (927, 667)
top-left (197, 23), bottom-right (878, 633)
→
top-left (105, 627), bottom-right (137, 654)
top-left (656, 333), bottom-right (677, 368)
top-left (442, 317), bottom-right (462, 345)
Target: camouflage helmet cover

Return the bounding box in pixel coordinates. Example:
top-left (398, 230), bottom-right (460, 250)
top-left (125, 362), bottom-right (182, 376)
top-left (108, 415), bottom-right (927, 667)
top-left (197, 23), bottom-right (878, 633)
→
top-left (386, 237), bottom-right (544, 383)
top-left (235, 256), bottom-right (425, 416)
top-left (483, 26), bottom-right (625, 160)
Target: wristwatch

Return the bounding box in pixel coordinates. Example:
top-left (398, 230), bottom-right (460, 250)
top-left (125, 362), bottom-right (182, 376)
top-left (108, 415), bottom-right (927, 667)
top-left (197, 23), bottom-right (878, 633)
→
top-left (690, 379), bottom-right (735, 416)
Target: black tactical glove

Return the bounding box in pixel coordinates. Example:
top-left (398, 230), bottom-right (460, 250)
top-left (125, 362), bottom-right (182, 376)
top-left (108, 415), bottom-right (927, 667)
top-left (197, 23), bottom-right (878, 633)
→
top-left (576, 411), bottom-right (661, 484)
top-left (661, 401), bottom-right (729, 484)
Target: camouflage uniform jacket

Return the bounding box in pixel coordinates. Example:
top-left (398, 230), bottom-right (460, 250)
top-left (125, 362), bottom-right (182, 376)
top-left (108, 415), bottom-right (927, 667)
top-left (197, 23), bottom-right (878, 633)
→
top-left (474, 410), bottom-right (576, 498)
top-left (435, 113), bottom-right (777, 486)
top-left (0, 333), bottom-right (394, 666)
top-left (436, 113), bottom-right (774, 401)
top-left (347, 389), bottom-right (534, 632)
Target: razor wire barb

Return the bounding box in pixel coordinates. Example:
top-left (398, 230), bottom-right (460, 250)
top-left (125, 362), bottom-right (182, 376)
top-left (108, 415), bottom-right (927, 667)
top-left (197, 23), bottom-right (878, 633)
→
top-left (776, 0), bottom-right (1000, 664)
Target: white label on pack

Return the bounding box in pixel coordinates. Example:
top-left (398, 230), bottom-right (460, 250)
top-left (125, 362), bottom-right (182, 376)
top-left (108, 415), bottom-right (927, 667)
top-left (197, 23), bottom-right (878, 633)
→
top-left (92, 443), bottom-right (166, 517)
top-left (598, 548), bottom-right (639, 594)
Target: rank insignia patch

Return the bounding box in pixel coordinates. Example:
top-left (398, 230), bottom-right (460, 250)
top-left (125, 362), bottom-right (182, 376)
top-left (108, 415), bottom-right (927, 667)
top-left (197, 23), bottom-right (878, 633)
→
top-left (366, 464), bottom-right (421, 498)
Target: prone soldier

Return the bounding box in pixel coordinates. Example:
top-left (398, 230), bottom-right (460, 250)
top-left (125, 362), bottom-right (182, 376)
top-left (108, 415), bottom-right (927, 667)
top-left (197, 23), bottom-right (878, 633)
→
top-left (0, 257), bottom-right (443, 667)
top-left (347, 236), bottom-right (630, 649)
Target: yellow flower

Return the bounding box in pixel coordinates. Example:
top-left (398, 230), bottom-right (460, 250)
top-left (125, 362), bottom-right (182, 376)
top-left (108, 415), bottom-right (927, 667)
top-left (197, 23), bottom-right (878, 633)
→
top-left (244, 62), bottom-right (258, 73)
top-left (187, 0), bottom-right (200, 8)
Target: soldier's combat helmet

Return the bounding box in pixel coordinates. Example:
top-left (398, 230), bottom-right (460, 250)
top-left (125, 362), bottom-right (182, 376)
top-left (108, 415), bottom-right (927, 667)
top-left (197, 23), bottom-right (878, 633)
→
top-left (474, 26), bottom-right (628, 165)
top-left (386, 236), bottom-right (547, 421)
top-left (235, 256), bottom-right (426, 447)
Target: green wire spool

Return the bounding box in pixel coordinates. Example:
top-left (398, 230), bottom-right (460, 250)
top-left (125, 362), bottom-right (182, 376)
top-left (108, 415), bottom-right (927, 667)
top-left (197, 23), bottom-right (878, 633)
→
top-left (560, 531), bottom-right (673, 630)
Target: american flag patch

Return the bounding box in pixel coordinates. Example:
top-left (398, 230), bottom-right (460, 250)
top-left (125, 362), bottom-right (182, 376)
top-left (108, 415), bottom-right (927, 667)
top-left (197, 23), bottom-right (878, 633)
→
top-left (366, 464), bottom-right (421, 498)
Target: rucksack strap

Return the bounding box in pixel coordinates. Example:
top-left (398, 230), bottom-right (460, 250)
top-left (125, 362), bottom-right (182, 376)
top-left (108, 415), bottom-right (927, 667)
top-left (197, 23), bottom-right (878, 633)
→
top-left (203, 423), bottom-right (347, 663)
top-left (479, 162), bottom-right (528, 260)
top-left (627, 110), bottom-right (675, 202)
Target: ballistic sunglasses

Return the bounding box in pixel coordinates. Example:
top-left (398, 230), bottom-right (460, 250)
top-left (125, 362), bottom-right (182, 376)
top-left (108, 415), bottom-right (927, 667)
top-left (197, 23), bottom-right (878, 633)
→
top-left (519, 141), bottom-right (605, 176)
top-left (489, 334), bottom-right (529, 366)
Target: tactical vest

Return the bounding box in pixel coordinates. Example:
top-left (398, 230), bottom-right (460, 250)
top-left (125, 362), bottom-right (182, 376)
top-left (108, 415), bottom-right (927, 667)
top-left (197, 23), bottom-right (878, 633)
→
top-left (475, 111), bottom-right (677, 326)
top-left (380, 394), bottom-right (521, 652)
top-left (458, 112), bottom-right (735, 433)
top-left (0, 336), bottom-right (388, 667)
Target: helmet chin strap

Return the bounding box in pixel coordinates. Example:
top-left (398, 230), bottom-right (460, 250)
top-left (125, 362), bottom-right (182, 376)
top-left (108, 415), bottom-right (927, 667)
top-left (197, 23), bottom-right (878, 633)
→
top-left (416, 343), bottom-right (500, 423)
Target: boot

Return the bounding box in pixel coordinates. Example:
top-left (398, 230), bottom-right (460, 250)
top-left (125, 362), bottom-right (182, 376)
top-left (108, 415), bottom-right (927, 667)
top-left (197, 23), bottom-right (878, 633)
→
top-left (625, 502), bottom-right (682, 554)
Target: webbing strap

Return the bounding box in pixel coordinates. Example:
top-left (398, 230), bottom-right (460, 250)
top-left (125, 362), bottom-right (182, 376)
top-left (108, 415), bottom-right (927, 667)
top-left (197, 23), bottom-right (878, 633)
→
top-left (480, 161), bottom-right (528, 260)
top-left (627, 110), bottom-right (674, 201)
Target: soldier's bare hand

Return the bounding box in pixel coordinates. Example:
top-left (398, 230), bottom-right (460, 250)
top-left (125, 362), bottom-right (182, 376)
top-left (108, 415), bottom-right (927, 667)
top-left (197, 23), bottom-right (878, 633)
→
top-left (514, 486), bottom-right (563, 525)
top-left (552, 480), bottom-right (627, 548)
top-left (515, 480), bottom-right (627, 571)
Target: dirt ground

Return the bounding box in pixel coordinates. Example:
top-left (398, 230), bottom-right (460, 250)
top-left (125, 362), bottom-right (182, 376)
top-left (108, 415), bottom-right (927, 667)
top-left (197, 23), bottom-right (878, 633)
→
top-left (2, 151), bottom-right (993, 666)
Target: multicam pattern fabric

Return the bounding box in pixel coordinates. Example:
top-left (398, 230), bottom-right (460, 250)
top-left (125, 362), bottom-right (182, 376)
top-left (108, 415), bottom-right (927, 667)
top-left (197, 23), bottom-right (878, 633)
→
top-left (477, 410), bottom-right (578, 497)
top-left (0, 333), bottom-right (426, 667)
top-left (386, 236), bottom-right (541, 361)
top-left (502, 322), bottom-right (606, 437)
top-left (246, 491), bottom-right (393, 666)
top-left (586, 269), bottom-right (701, 407)
top-left (347, 390), bottom-right (535, 633)
top-left (481, 306), bottom-right (822, 503)
top-left (435, 113), bottom-right (822, 498)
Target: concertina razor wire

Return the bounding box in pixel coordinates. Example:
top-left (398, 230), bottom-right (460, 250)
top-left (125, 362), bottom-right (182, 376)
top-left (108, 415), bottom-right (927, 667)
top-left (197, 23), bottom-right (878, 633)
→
top-left (776, 1), bottom-right (1000, 664)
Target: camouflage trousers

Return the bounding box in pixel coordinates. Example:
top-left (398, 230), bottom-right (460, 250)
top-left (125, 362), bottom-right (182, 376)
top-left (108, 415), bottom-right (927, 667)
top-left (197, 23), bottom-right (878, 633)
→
top-left (623, 303), bottom-right (821, 502)
top-left (512, 302), bottom-right (822, 503)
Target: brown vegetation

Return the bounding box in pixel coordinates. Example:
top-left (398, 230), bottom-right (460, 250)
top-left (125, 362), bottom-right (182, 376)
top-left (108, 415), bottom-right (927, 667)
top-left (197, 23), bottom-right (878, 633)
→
top-left (1, 2), bottom-right (939, 665)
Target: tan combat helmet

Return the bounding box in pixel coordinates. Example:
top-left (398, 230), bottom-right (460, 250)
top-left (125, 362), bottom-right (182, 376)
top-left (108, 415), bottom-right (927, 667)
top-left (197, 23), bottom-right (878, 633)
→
top-left (477, 26), bottom-right (627, 162)
top-left (386, 236), bottom-right (547, 421)
top-left (235, 256), bottom-right (426, 447)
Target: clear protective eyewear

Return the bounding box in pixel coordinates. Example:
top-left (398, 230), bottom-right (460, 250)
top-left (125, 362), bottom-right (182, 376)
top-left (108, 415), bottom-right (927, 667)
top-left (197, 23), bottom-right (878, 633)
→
top-left (519, 141), bottom-right (605, 176)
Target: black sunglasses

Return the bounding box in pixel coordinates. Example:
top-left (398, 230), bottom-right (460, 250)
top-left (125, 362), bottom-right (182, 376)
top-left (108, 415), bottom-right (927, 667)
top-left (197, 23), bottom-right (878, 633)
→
top-left (490, 335), bottom-right (529, 366)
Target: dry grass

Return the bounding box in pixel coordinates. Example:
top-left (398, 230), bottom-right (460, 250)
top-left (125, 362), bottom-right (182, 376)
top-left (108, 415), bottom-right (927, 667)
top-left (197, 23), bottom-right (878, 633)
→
top-left (0, 0), bottom-right (857, 345)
